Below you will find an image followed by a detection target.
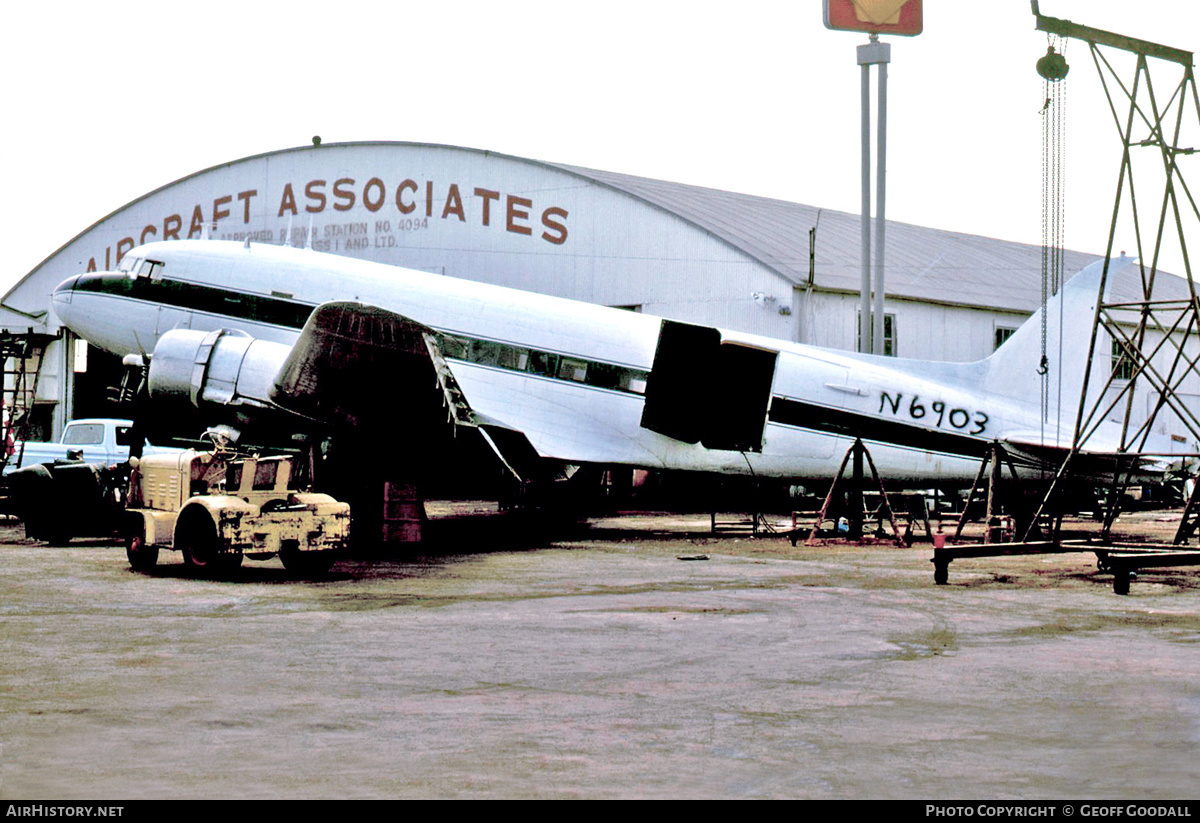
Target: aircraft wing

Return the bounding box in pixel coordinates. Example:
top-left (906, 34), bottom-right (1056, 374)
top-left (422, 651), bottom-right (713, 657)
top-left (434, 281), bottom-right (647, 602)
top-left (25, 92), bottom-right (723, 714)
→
top-left (271, 302), bottom-right (475, 432)
top-left (145, 301), bottom-right (557, 483)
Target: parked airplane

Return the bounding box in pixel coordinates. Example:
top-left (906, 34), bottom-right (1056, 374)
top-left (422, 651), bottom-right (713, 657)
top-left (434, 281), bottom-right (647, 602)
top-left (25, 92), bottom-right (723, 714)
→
top-left (49, 240), bottom-right (1194, 488)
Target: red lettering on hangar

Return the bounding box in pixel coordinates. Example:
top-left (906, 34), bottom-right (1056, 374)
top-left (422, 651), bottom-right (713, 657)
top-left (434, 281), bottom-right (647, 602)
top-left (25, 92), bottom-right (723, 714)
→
top-left (86, 176), bottom-right (572, 270)
top-left (87, 190), bottom-right (260, 270)
top-left (276, 177), bottom-right (569, 245)
top-left (139, 190), bottom-right (260, 247)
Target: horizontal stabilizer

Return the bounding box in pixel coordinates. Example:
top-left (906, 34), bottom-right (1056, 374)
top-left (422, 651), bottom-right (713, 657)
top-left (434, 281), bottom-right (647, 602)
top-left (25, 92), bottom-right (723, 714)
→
top-left (1001, 436), bottom-right (1178, 480)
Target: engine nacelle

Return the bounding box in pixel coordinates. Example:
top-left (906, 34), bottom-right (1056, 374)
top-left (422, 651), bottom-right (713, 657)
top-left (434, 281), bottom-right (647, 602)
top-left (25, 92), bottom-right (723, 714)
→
top-left (143, 304), bottom-right (463, 443)
top-left (147, 329), bottom-right (291, 414)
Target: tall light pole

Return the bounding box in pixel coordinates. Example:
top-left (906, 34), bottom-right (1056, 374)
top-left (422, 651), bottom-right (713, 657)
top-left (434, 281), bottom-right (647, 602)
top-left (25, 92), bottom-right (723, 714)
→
top-left (859, 34), bottom-right (890, 354)
top-left (824, 0), bottom-right (923, 355)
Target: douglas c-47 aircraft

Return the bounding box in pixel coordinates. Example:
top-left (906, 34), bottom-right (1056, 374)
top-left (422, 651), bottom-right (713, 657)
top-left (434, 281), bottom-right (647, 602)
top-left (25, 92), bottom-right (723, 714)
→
top-left (49, 240), bottom-right (1195, 492)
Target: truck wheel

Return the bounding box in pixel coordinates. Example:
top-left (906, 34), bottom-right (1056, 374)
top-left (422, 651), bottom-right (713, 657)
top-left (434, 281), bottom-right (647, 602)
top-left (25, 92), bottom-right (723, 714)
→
top-left (179, 515), bottom-right (242, 574)
top-left (933, 563), bottom-right (949, 585)
top-left (125, 526), bottom-right (158, 571)
top-left (279, 546), bottom-right (337, 576)
top-left (34, 528), bottom-right (71, 547)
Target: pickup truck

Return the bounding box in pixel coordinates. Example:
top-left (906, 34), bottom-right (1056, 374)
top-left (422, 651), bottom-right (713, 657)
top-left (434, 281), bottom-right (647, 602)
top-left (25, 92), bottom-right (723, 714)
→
top-left (7, 418), bottom-right (177, 474)
top-left (3, 418), bottom-right (185, 543)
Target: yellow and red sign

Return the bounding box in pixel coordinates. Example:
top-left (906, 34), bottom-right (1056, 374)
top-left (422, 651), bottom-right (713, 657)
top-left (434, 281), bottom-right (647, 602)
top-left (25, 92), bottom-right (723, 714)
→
top-left (823, 0), bottom-right (923, 36)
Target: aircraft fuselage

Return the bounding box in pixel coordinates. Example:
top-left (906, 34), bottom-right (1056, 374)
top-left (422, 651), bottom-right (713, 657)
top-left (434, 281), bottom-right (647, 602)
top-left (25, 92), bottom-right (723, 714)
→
top-left (49, 240), bottom-right (1133, 484)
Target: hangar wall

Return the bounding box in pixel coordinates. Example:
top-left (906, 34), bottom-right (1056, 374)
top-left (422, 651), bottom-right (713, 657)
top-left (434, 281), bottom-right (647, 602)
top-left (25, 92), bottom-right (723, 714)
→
top-left (8, 140), bottom-right (1177, 440)
top-left (11, 142), bottom-right (795, 340)
top-left (797, 290), bottom-right (1029, 359)
top-left (3, 142), bottom-right (804, 435)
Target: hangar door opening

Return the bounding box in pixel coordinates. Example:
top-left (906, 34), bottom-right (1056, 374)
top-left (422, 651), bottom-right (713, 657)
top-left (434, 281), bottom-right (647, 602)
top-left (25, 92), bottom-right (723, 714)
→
top-left (640, 320), bottom-right (777, 452)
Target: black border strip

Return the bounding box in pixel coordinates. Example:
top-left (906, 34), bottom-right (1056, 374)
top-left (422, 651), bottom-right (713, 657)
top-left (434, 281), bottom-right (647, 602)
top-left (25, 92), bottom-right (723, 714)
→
top-left (71, 273), bottom-right (650, 395)
top-left (769, 397), bottom-right (990, 460)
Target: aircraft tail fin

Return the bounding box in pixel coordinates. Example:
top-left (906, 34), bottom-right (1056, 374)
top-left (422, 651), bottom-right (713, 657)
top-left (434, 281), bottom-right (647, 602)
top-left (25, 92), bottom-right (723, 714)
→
top-left (979, 255), bottom-right (1132, 445)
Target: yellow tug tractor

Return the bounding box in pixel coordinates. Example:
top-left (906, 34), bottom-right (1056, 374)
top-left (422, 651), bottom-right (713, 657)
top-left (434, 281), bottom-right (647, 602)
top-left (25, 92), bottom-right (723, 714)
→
top-left (123, 446), bottom-right (351, 575)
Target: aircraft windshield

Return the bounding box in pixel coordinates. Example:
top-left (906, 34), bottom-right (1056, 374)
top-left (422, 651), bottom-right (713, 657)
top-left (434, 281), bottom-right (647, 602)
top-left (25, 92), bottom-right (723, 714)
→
top-left (116, 256), bottom-right (162, 279)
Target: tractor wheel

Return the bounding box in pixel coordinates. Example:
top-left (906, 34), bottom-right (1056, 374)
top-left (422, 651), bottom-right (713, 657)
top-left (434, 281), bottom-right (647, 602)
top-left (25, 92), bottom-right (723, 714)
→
top-left (125, 523), bottom-right (158, 571)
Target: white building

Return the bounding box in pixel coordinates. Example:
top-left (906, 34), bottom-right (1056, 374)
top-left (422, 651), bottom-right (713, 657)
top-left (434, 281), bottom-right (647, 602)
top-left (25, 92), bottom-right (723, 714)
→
top-left (0, 141), bottom-right (1140, 440)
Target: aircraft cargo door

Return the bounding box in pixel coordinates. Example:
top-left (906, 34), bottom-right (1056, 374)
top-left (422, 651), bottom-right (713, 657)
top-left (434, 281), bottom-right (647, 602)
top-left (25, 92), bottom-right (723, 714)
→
top-left (640, 320), bottom-right (778, 452)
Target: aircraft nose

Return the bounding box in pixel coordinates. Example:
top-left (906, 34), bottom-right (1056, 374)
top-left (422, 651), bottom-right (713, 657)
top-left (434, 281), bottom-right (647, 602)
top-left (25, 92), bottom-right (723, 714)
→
top-left (52, 274), bottom-right (80, 308)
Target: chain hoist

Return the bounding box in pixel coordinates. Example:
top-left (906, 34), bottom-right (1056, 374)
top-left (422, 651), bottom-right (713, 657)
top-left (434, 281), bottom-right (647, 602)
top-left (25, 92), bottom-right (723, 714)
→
top-left (1039, 37), bottom-right (1068, 433)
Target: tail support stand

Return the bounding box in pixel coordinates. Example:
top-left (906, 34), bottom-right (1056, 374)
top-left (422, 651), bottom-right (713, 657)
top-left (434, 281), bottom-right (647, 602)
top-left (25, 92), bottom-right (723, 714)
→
top-left (805, 438), bottom-right (904, 548)
top-left (935, 440), bottom-right (1056, 585)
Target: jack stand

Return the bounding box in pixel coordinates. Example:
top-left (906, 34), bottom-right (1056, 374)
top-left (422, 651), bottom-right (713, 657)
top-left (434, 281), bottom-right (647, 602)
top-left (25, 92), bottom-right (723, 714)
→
top-left (806, 438), bottom-right (904, 547)
top-left (953, 440), bottom-right (1029, 543)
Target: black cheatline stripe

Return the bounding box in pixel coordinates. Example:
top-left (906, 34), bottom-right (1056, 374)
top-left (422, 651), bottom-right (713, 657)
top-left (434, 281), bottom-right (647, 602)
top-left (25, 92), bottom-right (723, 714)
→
top-left (769, 397), bottom-right (990, 460)
top-left (75, 274), bottom-right (650, 395)
top-left (74, 275), bottom-right (315, 329)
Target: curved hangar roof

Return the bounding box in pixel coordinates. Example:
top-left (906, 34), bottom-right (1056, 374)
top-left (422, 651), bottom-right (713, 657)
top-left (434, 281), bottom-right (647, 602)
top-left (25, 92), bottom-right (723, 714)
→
top-left (6, 140), bottom-right (1102, 334)
top-left (556, 163), bottom-right (1112, 312)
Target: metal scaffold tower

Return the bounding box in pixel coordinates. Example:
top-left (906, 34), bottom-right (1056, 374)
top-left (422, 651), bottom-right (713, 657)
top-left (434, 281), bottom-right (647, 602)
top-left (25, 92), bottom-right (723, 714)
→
top-left (0, 330), bottom-right (54, 474)
top-left (1027, 3), bottom-right (1200, 543)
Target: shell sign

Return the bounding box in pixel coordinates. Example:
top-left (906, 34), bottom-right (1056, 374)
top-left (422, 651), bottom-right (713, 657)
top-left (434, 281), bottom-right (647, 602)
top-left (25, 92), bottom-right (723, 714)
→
top-left (823, 0), bottom-right (923, 36)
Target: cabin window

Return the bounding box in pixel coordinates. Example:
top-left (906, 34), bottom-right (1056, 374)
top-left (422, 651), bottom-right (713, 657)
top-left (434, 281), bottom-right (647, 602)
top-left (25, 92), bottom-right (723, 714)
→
top-left (994, 326), bottom-right (1016, 350)
top-left (434, 329), bottom-right (647, 395)
top-left (468, 340), bottom-right (506, 367)
top-left (435, 333), bottom-right (469, 360)
top-left (497, 346), bottom-right (529, 372)
top-left (587, 362), bottom-right (629, 392)
top-left (557, 358), bottom-right (588, 382)
top-left (289, 458), bottom-right (310, 491)
top-left (527, 350), bottom-right (560, 378)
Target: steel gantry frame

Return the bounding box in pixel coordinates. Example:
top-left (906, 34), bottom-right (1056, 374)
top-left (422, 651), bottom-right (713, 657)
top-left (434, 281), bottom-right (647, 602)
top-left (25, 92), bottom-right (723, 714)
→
top-left (1027, 3), bottom-right (1200, 544)
top-left (933, 7), bottom-right (1200, 592)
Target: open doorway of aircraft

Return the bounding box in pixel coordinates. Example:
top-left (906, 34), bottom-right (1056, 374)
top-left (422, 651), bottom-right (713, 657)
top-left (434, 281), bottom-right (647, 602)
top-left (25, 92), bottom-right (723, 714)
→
top-left (50, 240), bottom-right (1197, 509)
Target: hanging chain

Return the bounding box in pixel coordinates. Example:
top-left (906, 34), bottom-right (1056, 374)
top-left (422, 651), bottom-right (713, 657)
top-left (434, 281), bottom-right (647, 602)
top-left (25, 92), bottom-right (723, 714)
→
top-left (1040, 34), bottom-right (1068, 434)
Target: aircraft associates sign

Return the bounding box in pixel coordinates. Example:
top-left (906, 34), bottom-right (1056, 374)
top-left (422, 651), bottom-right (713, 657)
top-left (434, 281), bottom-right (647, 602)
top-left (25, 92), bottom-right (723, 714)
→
top-left (84, 168), bottom-right (570, 273)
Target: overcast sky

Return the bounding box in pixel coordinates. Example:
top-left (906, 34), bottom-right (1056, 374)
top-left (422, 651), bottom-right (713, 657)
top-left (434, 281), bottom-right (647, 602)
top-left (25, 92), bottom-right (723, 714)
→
top-left (4, 0), bottom-right (1198, 293)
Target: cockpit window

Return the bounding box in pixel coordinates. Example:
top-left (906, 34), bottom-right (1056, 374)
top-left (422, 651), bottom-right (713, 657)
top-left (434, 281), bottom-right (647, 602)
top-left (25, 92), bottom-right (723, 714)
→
top-left (117, 257), bottom-right (162, 279)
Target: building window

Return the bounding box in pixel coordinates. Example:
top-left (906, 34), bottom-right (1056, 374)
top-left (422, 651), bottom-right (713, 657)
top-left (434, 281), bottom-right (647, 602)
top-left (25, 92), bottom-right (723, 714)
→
top-left (857, 312), bottom-right (896, 356)
top-left (1112, 338), bottom-right (1135, 380)
top-left (994, 326), bottom-right (1016, 350)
